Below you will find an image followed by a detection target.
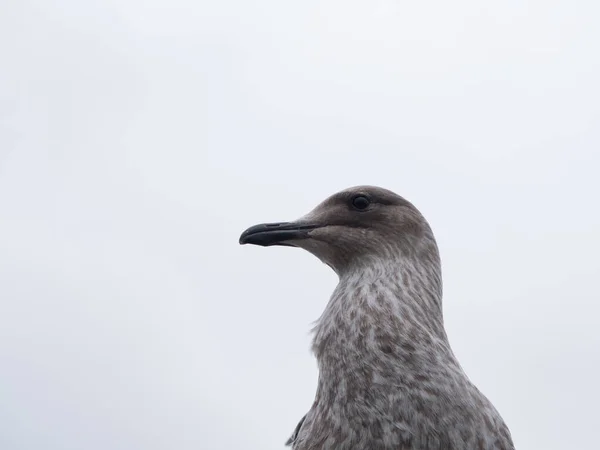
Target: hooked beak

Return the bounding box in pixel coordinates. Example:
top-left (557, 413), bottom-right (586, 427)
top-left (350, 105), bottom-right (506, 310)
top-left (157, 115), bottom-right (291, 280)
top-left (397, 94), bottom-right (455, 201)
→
top-left (239, 221), bottom-right (319, 247)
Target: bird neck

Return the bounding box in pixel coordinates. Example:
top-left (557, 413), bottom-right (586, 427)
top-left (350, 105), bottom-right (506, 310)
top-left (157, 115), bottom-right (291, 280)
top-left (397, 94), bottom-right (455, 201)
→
top-left (312, 253), bottom-right (456, 387)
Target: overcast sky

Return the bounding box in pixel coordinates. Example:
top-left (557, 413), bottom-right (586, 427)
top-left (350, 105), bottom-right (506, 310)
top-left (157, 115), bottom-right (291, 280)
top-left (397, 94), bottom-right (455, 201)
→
top-left (1, 1), bottom-right (599, 449)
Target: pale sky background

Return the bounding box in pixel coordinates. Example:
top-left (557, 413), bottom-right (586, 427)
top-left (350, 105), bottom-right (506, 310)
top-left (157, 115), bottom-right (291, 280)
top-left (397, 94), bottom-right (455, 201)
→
top-left (1, 1), bottom-right (599, 449)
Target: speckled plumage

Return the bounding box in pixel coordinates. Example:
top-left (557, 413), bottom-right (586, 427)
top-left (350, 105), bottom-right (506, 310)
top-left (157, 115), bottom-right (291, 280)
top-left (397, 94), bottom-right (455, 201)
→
top-left (241, 186), bottom-right (514, 450)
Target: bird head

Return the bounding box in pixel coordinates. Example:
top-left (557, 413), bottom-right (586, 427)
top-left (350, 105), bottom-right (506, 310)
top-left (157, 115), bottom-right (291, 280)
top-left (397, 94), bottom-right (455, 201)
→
top-left (239, 186), bottom-right (435, 275)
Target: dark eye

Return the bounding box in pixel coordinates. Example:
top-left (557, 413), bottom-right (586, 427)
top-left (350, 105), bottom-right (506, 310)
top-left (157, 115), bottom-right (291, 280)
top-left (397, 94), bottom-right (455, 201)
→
top-left (351, 195), bottom-right (371, 210)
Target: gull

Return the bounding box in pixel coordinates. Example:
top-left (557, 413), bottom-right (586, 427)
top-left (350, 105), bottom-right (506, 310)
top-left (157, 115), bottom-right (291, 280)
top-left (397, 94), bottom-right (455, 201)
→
top-left (239, 186), bottom-right (514, 450)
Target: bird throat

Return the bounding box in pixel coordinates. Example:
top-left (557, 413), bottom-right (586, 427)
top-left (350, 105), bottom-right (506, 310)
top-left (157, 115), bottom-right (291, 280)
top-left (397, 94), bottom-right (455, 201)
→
top-left (310, 256), bottom-right (456, 419)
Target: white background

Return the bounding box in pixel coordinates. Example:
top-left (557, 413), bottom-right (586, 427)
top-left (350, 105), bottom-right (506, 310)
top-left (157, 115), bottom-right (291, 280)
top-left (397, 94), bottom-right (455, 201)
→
top-left (1, 1), bottom-right (599, 449)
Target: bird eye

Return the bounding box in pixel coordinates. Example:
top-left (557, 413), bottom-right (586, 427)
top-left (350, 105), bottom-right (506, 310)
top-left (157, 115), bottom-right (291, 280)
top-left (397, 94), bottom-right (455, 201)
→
top-left (351, 195), bottom-right (371, 210)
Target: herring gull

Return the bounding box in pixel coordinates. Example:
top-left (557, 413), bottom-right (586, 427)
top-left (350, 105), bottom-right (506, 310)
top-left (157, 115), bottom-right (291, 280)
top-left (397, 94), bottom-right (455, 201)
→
top-left (239, 186), bottom-right (514, 450)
